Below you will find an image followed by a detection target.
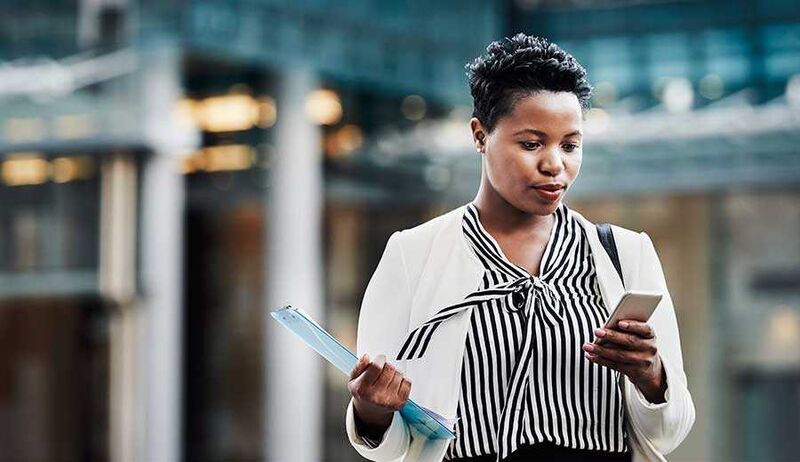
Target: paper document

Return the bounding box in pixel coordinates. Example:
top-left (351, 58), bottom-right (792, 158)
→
top-left (270, 305), bottom-right (457, 439)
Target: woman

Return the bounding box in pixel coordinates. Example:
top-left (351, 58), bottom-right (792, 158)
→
top-left (345, 34), bottom-right (695, 462)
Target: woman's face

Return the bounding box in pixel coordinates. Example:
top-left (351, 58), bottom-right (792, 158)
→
top-left (471, 90), bottom-right (583, 216)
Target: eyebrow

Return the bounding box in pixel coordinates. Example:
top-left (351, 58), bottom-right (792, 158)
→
top-left (512, 128), bottom-right (583, 138)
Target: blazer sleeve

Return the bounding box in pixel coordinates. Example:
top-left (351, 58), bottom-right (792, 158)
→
top-left (624, 231), bottom-right (696, 455)
top-left (345, 231), bottom-right (412, 462)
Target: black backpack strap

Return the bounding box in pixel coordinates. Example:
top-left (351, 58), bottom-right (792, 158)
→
top-left (596, 223), bottom-right (625, 288)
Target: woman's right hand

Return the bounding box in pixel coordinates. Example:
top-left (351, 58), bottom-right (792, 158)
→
top-left (348, 353), bottom-right (412, 437)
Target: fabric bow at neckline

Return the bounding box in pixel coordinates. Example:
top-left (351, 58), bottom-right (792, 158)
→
top-left (395, 274), bottom-right (564, 361)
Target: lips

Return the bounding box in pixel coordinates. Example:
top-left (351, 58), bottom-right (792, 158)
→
top-left (533, 183), bottom-right (565, 192)
top-left (532, 184), bottom-right (564, 202)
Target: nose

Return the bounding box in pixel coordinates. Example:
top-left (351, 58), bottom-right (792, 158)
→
top-left (538, 145), bottom-right (564, 177)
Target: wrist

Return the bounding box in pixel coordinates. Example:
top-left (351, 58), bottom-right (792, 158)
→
top-left (353, 400), bottom-right (393, 439)
top-left (635, 361), bottom-right (667, 404)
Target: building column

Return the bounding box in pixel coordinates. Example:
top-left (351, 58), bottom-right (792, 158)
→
top-left (135, 44), bottom-right (196, 462)
top-left (100, 152), bottom-right (139, 462)
top-left (139, 152), bottom-right (185, 462)
top-left (264, 66), bottom-right (324, 462)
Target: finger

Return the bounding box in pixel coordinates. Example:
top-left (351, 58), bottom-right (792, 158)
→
top-left (594, 328), bottom-right (641, 350)
top-left (585, 352), bottom-right (627, 374)
top-left (377, 371), bottom-right (399, 406)
top-left (583, 342), bottom-right (639, 364)
top-left (359, 355), bottom-right (386, 386)
top-left (389, 369), bottom-right (405, 396)
top-left (372, 358), bottom-right (397, 389)
top-left (368, 354), bottom-right (387, 386)
top-left (393, 379), bottom-right (411, 410)
top-left (595, 341), bottom-right (631, 352)
top-left (399, 378), bottom-right (412, 403)
top-left (617, 320), bottom-right (655, 339)
top-left (386, 373), bottom-right (406, 410)
top-left (349, 354), bottom-right (371, 380)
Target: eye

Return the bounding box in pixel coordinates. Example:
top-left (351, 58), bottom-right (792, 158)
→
top-left (562, 143), bottom-right (580, 153)
top-left (519, 141), bottom-right (542, 150)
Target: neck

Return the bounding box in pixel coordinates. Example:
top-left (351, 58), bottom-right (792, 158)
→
top-left (472, 173), bottom-right (554, 237)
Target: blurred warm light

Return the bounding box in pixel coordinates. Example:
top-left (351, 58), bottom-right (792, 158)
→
top-left (699, 74), bottom-right (724, 100)
top-left (174, 93), bottom-right (279, 133)
top-left (181, 145), bottom-right (254, 174)
top-left (402, 94), bottom-right (427, 121)
top-left (592, 81), bottom-right (618, 107)
top-left (4, 117), bottom-right (46, 143)
top-left (769, 305), bottom-right (800, 349)
top-left (787, 74), bottom-right (800, 107)
top-left (257, 96), bottom-right (277, 128)
top-left (325, 124), bottom-right (364, 158)
top-left (2, 153), bottom-right (49, 186)
top-left (662, 78), bottom-right (694, 113)
top-left (584, 107), bottom-right (611, 134)
top-left (55, 114), bottom-right (94, 139)
top-left (180, 155), bottom-right (199, 174)
top-left (197, 95), bottom-right (261, 132)
top-left (305, 89), bottom-right (342, 125)
top-left (52, 156), bottom-right (95, 183)
top-left (205, 145), bottom-right (253, 172)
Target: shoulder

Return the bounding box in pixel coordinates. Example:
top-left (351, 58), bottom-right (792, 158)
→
top-left (387, 204), bottom-right (469, 289)
top-left (610, 223), bottom-right (646, 245)
top-left (393, 203), bottom-right (467, 251)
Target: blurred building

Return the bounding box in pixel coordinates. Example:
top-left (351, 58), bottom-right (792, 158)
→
top-left (0, 1), bottom-right (499, 461)
top-left (0, 1), bottom-right (799, 462)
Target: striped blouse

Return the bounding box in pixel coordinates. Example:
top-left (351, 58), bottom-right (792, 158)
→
top-left (395, 201), bottom-right (629, 461)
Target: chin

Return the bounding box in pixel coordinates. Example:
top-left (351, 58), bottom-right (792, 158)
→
top-left (511, 196), bottom-right (560, 216)
top-left (535, 201), bottom-right (561, 215)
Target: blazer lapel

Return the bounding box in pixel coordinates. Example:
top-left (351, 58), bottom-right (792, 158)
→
top-left (406, 204), bottom-right (481, 414)
top-left (402, 204), bottom-right (480, 461)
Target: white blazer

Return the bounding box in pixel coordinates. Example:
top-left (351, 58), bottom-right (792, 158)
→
top-left (345, 202), bottom-right (695, 462)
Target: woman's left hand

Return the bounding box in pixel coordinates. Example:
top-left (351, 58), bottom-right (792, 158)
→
top-left (582, 320), bottom-right (668, 404)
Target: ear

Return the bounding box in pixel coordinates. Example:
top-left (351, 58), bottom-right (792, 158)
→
top-left (470, 117), bottom-right (487, 154)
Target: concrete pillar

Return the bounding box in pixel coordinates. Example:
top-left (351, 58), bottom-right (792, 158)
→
top-left (135, 44), bottom-right (196, 462)
top-left (264, 66), bottom-right (324, 462)
top-left (100, 152), bottom-right (139, 462)
top-left (139, 152), bottom-right (185, 462)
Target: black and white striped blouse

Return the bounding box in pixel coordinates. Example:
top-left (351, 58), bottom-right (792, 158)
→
top-left (396, 201), bottom-right (629, 461)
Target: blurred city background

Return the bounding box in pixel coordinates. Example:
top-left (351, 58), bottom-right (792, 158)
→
top-left (0, 0), bottom-right (799, 461)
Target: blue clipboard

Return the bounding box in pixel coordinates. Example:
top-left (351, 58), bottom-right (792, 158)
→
top-left (270, 305), bottom-right (456, 440)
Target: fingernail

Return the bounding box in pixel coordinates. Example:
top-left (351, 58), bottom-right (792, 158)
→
top-left (619, 321), bottom-right (629, 329)
top-left (594, 328), bottom-right (606, 337)
top-left (584, 352), bottom-right (593, 360)
top-left (583, 343), bottom-right (595, 352)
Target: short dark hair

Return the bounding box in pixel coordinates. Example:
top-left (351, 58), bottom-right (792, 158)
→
top-left (465, 33), bottom-right (593, 133)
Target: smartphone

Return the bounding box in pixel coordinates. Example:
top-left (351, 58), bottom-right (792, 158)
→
top-left (593, 290), bottom-right (663, 346)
